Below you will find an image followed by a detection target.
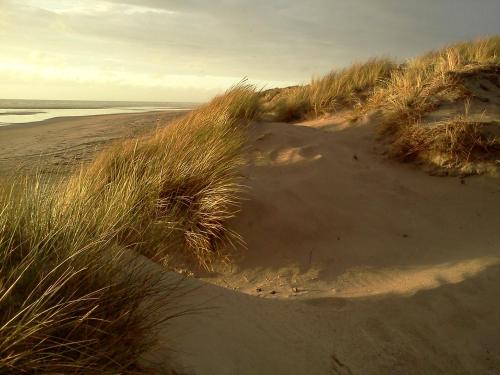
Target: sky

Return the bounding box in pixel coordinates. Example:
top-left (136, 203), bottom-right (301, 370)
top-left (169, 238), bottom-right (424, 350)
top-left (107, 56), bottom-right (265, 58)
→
top-left (1, 0), bottom-right (499, 102)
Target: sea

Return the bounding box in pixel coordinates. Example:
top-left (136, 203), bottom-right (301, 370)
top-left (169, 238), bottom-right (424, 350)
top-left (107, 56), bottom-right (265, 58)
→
top-left (0, 99), bottom-right (196, 126)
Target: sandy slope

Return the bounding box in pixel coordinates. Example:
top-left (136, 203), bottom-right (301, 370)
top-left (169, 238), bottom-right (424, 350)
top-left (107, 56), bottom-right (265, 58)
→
top-left (158, 115), bottom-right (500, 374)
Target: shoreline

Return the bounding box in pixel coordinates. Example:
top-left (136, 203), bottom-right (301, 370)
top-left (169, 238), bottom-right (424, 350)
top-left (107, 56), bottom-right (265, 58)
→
top-left (0, 110), bottom-right (187, 176)
top-left (0, 109), bottom-right (189, 129)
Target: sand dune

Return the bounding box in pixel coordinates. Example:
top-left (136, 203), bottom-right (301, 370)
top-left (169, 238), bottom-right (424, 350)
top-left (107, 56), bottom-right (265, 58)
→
top-left (2, 82), bottom-right (498, 374)
top-left (157, 115), bottom-right (500, 374)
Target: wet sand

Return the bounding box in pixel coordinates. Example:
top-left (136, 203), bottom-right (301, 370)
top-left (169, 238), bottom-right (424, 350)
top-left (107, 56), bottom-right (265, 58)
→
top-left (0, 110), bottom-right (186, 177)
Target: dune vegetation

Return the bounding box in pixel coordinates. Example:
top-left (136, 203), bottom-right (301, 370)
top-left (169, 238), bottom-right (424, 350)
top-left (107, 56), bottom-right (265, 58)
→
top-left (263, 36), bottom-right (500, 172)
top-left (372, 36), bottom-right (500, 170)
top-left (0, 177), bottom-right (178, 373)
top-left (0, 36), bottom-right (498, 374)
top-left (79, 83), bottom-right (259, 270)
top-left (262, 58), bottom-right (396, 122)
top-left (0, 84), bottom-right (259, 374)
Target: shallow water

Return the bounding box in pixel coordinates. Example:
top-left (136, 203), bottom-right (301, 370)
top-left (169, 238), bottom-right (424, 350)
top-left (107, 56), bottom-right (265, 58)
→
top-left (0, 99), bottom-right (195, 126)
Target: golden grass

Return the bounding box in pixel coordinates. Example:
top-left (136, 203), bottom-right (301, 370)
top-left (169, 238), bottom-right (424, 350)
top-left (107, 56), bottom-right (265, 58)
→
top-left (263, 58), bottom-right (395, 122)
top-left (0, 83), bottom-right (259, 373)
top-left (264, 35), bottom-right (499, 171)
top-left (373, 36), bottom-right (500, 170)
top-left (307, 58), bottom-right (396, 116)
top-left (389, 107), bottom-right (500, 169)
top-left (372, 36), bottom-right (500, 133)
top-left (263, 86), bottom-right (309, 122)
top-left (80, 83), bottom-right (259, 269)
top-left (0, 176), bottom-right (184, 374)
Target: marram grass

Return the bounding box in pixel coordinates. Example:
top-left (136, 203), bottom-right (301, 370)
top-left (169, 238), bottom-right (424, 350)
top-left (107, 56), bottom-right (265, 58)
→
top-left (372, 35), bottom-right (500, 132)
top-left (80, 83), bottom-right (260, 269)
top-left (263, 57), bottom-right (396, 122)
top-left (0, 83), bottom-right (260, 373)
top-left (373, 36), bottom-right (500, 170)
top-left (262, 36), bottom-right (500, 171)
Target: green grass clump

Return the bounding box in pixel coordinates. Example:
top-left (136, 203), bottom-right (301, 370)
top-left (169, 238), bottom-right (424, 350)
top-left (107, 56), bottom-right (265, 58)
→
top-left (0, 83), bottom-right (260, 373)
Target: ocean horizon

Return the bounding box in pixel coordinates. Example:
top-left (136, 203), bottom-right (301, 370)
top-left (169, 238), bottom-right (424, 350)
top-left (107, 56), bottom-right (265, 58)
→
top-left (0, 99), bottom-right (197, 126)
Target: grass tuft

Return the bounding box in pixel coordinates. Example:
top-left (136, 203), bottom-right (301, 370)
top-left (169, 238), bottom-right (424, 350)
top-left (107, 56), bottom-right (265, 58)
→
top-left (80, 83), bottom-right (259, 269)
top-left (389, 108), bottom-right (500, 169)
top-left (263, 58), bottom-right (396, 121)
top-left (1, 83), bottom-right (260, 373)
top-left (0, 176), bottom-right (184, 374)
top-left (307, 58), bottom-right (396, 117)
top-left (373, 36), bottom-right (500, 170)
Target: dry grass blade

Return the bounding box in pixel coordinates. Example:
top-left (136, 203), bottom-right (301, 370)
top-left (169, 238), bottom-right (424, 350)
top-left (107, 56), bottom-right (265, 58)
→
top-left (373, 36), bottom-right (500, 171)
top-left (262, 58), bottom-right (396, 122)
top-left (1, 82), bottom-right (260, 373)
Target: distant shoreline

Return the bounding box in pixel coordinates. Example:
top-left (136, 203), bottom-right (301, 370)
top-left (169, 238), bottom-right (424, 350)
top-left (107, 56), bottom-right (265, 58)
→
top-left (0, 98), bottom-right (200, 110)
top-left (0, 109), bottom-right (179, 130)
top-left (0, 107), bottom-right (193, 127)
top-left (0, 111), bottom-right (46, 116)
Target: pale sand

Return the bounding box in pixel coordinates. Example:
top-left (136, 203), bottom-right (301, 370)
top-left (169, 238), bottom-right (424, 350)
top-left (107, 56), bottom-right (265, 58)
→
top-left (155, 114), bottom-right (500, 374)
top-left (0, 111), bottom-right (185, 177)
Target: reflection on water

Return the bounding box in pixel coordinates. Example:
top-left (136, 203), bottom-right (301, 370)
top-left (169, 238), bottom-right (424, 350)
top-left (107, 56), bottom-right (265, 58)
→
top-left (0, 107), bottom-right (191, 126)
top-left (0, 99), bottom-right (196, 126)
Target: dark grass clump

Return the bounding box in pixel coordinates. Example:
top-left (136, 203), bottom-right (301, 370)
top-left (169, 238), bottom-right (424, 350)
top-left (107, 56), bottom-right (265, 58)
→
top-left (389, 113), bottom-right (500, 169)
top-left (0, 177), bottom-right (184, 374)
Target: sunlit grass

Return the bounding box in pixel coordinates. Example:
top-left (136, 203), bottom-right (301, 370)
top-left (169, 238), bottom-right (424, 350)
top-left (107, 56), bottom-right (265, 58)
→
top-left (0, 175), bottom-right (183, 374)
top-left (262, 36), bottom-right (500, 171)
top-left (0, 83), bottom-right (260, 373)
top-left (263, 58), bottom-right (395, 121)
top-left (372, 36), bottom-right (500, 132)
top-left (80, 83), bottom-right (260, 269)
top-left (373, 36), bottom-right (500, 170)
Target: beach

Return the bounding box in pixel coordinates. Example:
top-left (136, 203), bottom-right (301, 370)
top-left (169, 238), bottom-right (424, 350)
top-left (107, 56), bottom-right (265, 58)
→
top-left (2, 0), bottom-right (499, 373)
top-left (1, 31), bottom-right (499, 373)
top-left (2, 88), bottom-right (499, 374)
top-left (0, 110), bottom-right (186, 177)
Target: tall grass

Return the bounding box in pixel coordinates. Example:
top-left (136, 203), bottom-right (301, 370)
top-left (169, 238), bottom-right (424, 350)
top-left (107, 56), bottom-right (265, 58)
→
top-left (80, 83), bottom-right (260, 269)
top-left (307, 58), bottom-right (396, 117)
top-left (264, 36), bottom-right (499, 170)
top-left (264, 58), bottom-right (395, 121)
top-left (0, 176), bottom-right (183, 374)
top-left (372, 36), bottom-right (500, 132)
top-left (0, 83), bottom-right (260, 373)
top-left (262, 86), bottom-right (310, 122)
top-left (372, 36), bottom-right (500, 170)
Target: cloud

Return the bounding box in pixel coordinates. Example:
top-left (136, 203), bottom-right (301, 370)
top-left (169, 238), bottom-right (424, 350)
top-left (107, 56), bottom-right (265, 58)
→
top-left (1, 0), bottom-right (499, 101)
